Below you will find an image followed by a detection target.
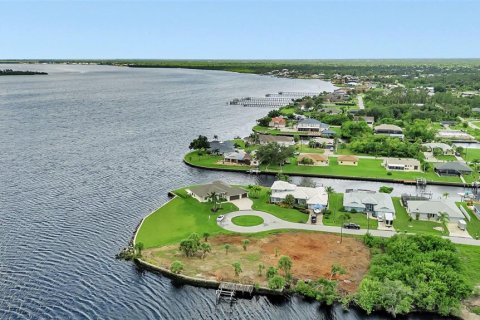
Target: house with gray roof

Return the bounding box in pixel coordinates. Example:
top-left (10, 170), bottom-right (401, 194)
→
top-left (343, 191), bottom-right (395, 225)
top-left (374, 124), bottom-right (404, 138)
top-left (406, 199), bottom-right (466, 222)
top-left (422, 142), bottom-right (454, 154)
top-left (208, 140), bottom-right (235, 155)
top-left (258, 134), bottom-right (295, 147)
top-left (296, 118), bottom-right (329, 132)
top-left (186, 181), bottom-right (247, 202)
top-left (434, 161), bottom-right (473, 176)
top-left (223, 150), bottom-right (252, 164)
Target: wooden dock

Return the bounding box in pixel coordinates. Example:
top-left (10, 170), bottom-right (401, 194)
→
top-left (266, 91), bottom-right (320, 98)
top-left (215, 282), bottom-right (254, 304)
top-left (229, 97), bottom-right (293, 108)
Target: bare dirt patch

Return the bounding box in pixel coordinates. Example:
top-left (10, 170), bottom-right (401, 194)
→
top-left (142, 232), bottom-right (370, 293)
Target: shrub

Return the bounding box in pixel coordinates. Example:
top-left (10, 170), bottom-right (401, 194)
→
top-left (266, 266), bottom-right (278, 279)
top-left (170, 261), bottom-right (184, 274)
top-left (268, 275), bottom-right (286, 290)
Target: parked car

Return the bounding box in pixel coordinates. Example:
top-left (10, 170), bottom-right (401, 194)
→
top-left (216, 215), bottom-right (225, 222)
top-left (311, 215), bottom-right (317, 224)
top-left (313, 208), bottom-right (321, 214)
top-left (343, 222), bottom-right (360, 230)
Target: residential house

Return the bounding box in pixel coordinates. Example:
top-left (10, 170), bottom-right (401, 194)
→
top-left (383, 158), bottom-right (421, 172)
top-left (258, 134), bottom-right (295, 147)
top-left (223, 150), bottom-right (251, 165)
top-left (320, 107), bottom-right (342, 115)
top-left (406, 199), bottom-right (465, 222)
top-left (374, 124), bottom-right (404, 138)
top-left (434, 161), bottom-right (473, 176)
top-left (310, 137), bottom-right (335, 149)
top-left (187, 181), bottom-right (248, 202)
top-left (436, 130), bottom-right (475, 141)
top-left (473, 204), bottom-right (480, 219)
top-left (269, 117), bottom-right (287, 128)
top-left (208, 140), bottom-right (235, 155)
top-left (298, 153), bottom-right (329, 166)
top-left (337, 155), bottom-right (359, 166)
top-left (270, 181), bottom-right (328, 210)
top-left (422, 142), bottom-right (454, 155)
top-left (354, 116), bottom-right (375, 127)
top-left (296, 118), bottom-right (329, 132)
top-left (343, 190), bottom-right (395, 225)
top-left (321, 129), bottom-right (337, 138)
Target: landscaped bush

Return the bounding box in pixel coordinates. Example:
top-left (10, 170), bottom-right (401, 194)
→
top-left (295, 278), bottom-right (338, 305)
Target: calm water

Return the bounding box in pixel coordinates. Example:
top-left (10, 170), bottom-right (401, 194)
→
top-left (0, 65), bottom-right (458, 319)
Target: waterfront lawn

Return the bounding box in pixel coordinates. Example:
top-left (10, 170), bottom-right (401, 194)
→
top-left (231, 215), bottom-right (264, 227)
top-left (463, 148), bottom-right (480, 162)
top-left (252, 125), bottom-right (288, 136)
top-left (184, 152), bottom-right (250, 171)
top-left (457, 244), bottom-right (480, 287)
top-left (435, 154), bottom-right (457, 161)
top-left (457, 203), bottom-right (480, 239)
top-left (250, 187), bottom-right (308, 223)
top-left (392, 198), bottom-right (445, 235)
top-left (135, 188), bottom-right (237, 248)
top-left (324, 193), bottom-right (378, 229)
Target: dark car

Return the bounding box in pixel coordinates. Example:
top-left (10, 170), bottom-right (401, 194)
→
top-left (343, 222), bottom-right (360, 230)
top-left (311, 215), bottom-right (317, 224)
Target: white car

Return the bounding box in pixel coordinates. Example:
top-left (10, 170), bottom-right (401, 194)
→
top-left (313, 208), bottom-right (321, 214)
top-left (216, 215), bottom-right (225, 222)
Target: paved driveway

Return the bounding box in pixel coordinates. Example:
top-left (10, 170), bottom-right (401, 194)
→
top-left (229, 198), bottom-right (253, 211)
top-left (218, 211), bottom-right (480, 246)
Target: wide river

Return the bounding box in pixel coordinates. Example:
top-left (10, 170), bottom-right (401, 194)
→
top-left (0, 65), bottom-right (459, 319)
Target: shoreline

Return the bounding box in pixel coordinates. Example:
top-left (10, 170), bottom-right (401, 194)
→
top-left (182, 156), bottom-right (470, 188)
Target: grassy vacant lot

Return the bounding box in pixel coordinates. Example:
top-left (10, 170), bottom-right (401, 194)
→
top-left (231, 215), bottom-right (264, 227)
top-left (250, 187), bottom-right (308, 223)
top-left (324, 193), bottom-right (378, 229)
top-left (457, 203), bottom-right (480, 239)
top-left (135, 188), bottom-right (237, 248)
top-left (435, 154), bottom-right (457, 161)
top-left (456, 244), bottom-right (480, 287)
top-left (463, 148), bottom-right (480, 162)
top-left (392, 198), bottom-right (445, 235)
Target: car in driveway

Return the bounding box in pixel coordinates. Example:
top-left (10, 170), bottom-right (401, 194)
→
top-left (343, 222), bottom-right (360, 230)
top-left (311, 215), bottom-right (317, 224)
top-left (216, 215), bottom-right (225, 222)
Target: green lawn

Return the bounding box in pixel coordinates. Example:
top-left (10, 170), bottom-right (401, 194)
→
top-left (295, 146), bottom-right (325, 154)
top-left (457, 203), bottom-right (480, 239)
top-left (324, 193), bottom-right (378, 229)
top-left (250, 187), bottom-right (308, 223)
top-left (231, 215), bottom-right (264, 226)
top-left (135, 188), bottom-right (237, 248)
top-left (462, 148), bottom-right (480, 162)
top-left (456, 244), bottom-right (480, 287)
top-left (392, 198), bottom-right (445, 235)
top-left (435, 154), bottom-right (457, 161)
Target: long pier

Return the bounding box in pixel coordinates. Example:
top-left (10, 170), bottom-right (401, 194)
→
top-left (266, 91), bottom-right (320, 98)
top-left (229, 96), bottom-right (294, 107)
top-left (215, 282), bottom-right (254, 304)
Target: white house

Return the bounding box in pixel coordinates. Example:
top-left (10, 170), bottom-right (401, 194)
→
top-left (383, 158), bottom-right (421, 172)
top-left (406, 200), bottom-right (466, 222)
top-left (296, 118), bottom-right (329, 132)
top-left (270, 181), bottom-right (328, 210)
top-left (343, 191), bottom-right (395, 225)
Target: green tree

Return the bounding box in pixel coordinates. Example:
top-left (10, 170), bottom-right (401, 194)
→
top-left (278, 256), bottom-right (293, 276)
top-left (200, 242), bottom-right (211, 259)
top-left (256, 142), bottom-right (295, 168)
top-left (242, 239), bottom-right (250, 251)
top-left (330, 264), bottom-right (346, 280)
top-left (202, 232), bottom-right (210, 242)
top-left (283, 194), bottom-right (295, 208)
top-left (189, 135), bottom-right (210, 152)
top-left (379, 186), bottom-right (394, 194)
top-left (223, 243), bottom-right (231, 255)
top-left (258, 263), bottom-right (265, 276)
top-left (325, 186), bottom-right (335, 194)
top-left (257, 116), bottom-right (272, 127)
top-left (404, 119), bottom-right (437, 142)
top-left (134, 242), bottom-right (144, 257)
top-left (438, 211), bottom-right (450, 232)
top-left (379, 279), bottom-right (413, 317)
top-left (341, 120), bottom-right (372, 139)
top-left (232, 262), bottom-right (242, 277)
top-left (268, 275), bottom-right (286, 290)
top-left (170, 261), bottom-right (184, 274)
top-left (443, 192), bottom-right (449, 199)
top-left (266, 266), bottom-right (278, 279)
top-left (207, 191), bottom-right (219, 212)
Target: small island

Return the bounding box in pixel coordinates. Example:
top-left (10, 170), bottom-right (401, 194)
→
top-left (127, 181), bottom-right (480, 318)
top-left (0, 69), bottom-right (48, 76)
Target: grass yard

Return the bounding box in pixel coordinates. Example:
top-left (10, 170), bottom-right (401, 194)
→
top-left (462, 148), bottom-right (480, 162)
top-left (457, 203), bottom-right (480, 239)
top-left (324, 193), bottom-right (378, 229)
top-left (392, 198), bottom-right (445, 235)
top-left (250, 187), bottom-right (308, 223)
top-left (295, 146), bottom-right (325, 154)
top-left (456, 244), bottom-right (480, 287)
top-left (135, 188), bottom-right (237, 248)
top-left (231, 215), bottom-right (264, 227)
top-left (435, 154), bottom-right (457, 161)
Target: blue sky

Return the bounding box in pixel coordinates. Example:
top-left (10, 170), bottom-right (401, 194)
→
top-left (1, 0), bottom-right (479, 59)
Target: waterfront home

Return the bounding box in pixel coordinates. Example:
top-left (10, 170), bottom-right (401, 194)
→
top-left (436, 130), bottom-right (475, 141)
top-left (374, 124), bottom-right (404, 138)
top-left (269, 117), bottom-right (286, 128)
top-left (270, 181), bottom-right (328, 210)
top-left (298, 153), bottom-right (329, 166)
top-left (258, 134), bottom-right (295, 147)
top-left (406, 199), bottom-right (465, 222)
top-left (320, 129), bottom-right (337, 138)
top-left (296, 118), bottom-right (329, 132)
top-left (223, 150), bottom-right (251, 165)
top-left (354, 116), bottom-right (375, 127)
top-left (422, 142), bottom-right (454, 155)
top-left (337, 155), bottom-right (359, 166)
top-left (187, 181), bottom-right (248, 202)
top-left (310, 137), bottom-right (335, 149)
top-left (208, 140), bottom-right (235, 155)
top-left (343, 190), bottom-right (395, 224)
top-left (383, 158), bottom-right (421, 172)
top-left (434, 161), bottom-right (473, 176)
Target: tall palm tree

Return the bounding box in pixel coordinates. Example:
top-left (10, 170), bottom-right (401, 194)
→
top-left (207, 191), bottom-right (219, 212)
top-left (438, 212), bottom-right (450, 234)
top-left (325, 186), bottom-right (335, 194)
top-left (443, 192), bottom-right (449, 199)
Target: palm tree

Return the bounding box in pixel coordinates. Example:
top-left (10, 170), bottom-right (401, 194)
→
top-left (325, 186), bottom-right (335, 194)
top-left (438, 212), bottom-right (450, 234)
top-left (213, 134), bottom-right (218, 141)
top-left (207, 191), bottom-right (219, 212)
top-left (443, 192), bottom-right (449, 199)
top-left (224, 243), bottom-right (231, 255)
top-left (330, 264), bottom-right (346, 280)
top-left (232, 262), bottom-right (242, 277)
top-left (200, 242), bottom-right (211, 259)
top-left (202, 232), bottom-right (210, 242)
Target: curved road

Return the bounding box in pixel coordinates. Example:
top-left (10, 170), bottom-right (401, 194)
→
top-left (218, 210), bottom-right (480, 246)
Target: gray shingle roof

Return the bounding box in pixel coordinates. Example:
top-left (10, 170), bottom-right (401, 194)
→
top-left (434, 161), bottom-right (473, 172)
top-left (188, 181), bottom-right (246, 199)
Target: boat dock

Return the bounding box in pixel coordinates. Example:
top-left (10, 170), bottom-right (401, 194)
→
top-left (266, 91), bottom-right (320, 98)
top-left (229, 97), bottom-right (293, 107)
top-left (215, 282), bottom-right (254, 304)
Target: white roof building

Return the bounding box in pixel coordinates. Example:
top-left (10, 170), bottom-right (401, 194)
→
top-left (270, 181), bottom-right (328, 209)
